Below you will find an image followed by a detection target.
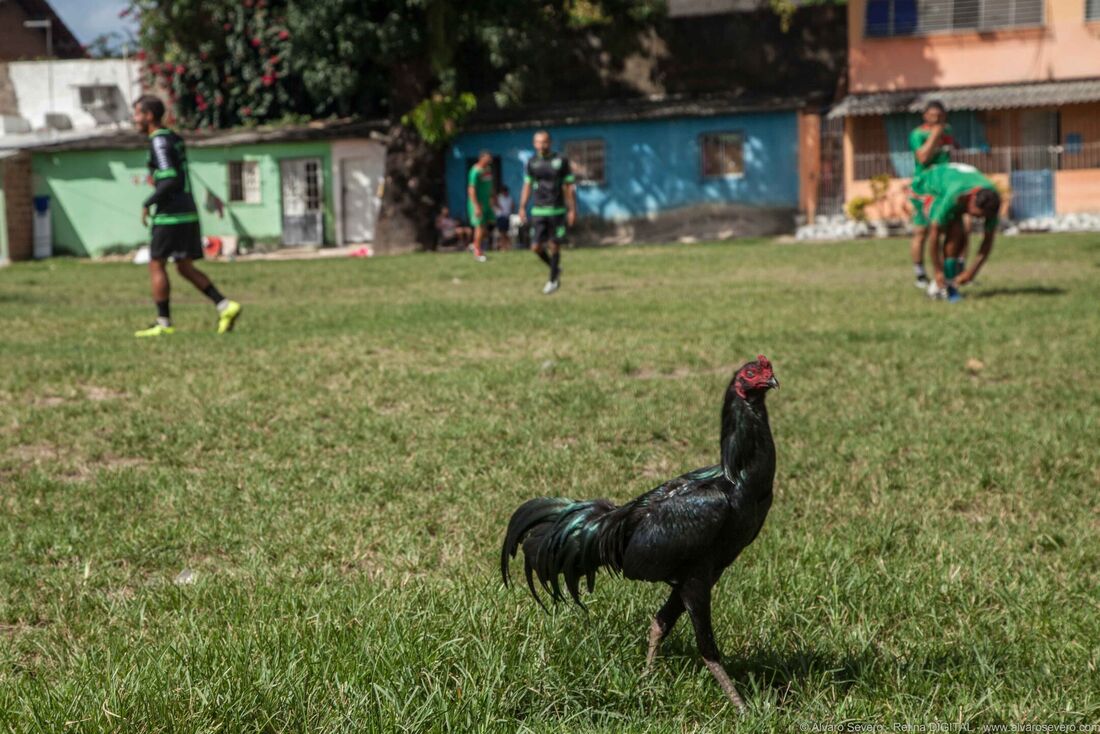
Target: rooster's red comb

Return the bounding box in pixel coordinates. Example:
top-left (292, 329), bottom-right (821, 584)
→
top-left (756, 354), bottom-right (770, 367)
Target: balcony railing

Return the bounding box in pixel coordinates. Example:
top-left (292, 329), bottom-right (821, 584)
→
top-left (836, 143), bottom-right (1100, 220)
top-left (853, 143), bottom-right (1100, 181)
top-left (865, 0), bottom-right (1045, 38)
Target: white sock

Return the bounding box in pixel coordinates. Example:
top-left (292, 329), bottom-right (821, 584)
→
top-left (914, 264), bottom-right (927, 277)
top-left (156, 317), bottom-right (171, 328)
top-left (215, 298), bottom-right (229, 313)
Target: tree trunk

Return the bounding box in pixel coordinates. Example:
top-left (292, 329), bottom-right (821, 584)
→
top-left (374, 58), bottom-right (443, 253)
top-left (374, 124), bottom-right (445, 253)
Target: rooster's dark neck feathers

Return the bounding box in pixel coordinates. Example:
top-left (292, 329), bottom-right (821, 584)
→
top-left (720, 391), bottom-right (772, 489)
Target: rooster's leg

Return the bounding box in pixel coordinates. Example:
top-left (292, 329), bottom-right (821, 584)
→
top-left (681, 579), bottom-right (747, 713)
top-left (645, 590), bottom-right (685, 671)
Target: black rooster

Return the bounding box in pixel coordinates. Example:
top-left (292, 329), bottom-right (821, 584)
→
top-left (501, 356), bottom-right (779, 711)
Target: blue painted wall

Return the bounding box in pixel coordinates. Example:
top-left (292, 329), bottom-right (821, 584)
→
top-left (446, 111), bottom-right (800, 222)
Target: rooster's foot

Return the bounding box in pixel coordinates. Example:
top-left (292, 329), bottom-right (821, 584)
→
top-left (704, 659), bottom-right (747, 713)
top-left (644, 618), bottom-right (664, 672)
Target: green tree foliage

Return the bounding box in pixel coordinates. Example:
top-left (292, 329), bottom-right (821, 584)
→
top-left (402, 94), bottom-right (478, 147)
top-left (85, 31), bottom-right (138, 59)
top-left (768, 0), bottom-right (846, 32)
top-left (129, 0), bottom-right (298, 128)
top-left (129, 0), bottom-right (664, 245)
top-left (130, 0), bottom-right (664, 134)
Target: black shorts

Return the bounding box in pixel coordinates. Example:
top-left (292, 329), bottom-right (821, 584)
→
top-left (531, 214), bottom-right (567, 245)
top-left (150, 221), bottom-right (203, 261)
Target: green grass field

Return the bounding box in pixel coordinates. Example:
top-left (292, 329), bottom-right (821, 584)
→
top-left (1, 235), bottom-right (1098, 732)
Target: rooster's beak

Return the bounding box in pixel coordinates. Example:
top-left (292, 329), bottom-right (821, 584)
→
top-left (766, 376), bottom-right (779, 391)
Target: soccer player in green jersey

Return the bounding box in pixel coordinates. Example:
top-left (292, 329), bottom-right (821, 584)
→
top-left (132, 95), bottom-right (242, 337)
top-left (518, 130), bottom-right (576, 295)
top-left (467, 151), bottom-right (495, 263)
top-left (912, 162), bottom-right (1001, 302)
top-left (908, 100), bottom-right (956, 289)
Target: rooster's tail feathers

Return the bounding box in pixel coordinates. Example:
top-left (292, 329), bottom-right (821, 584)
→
top-left (500, 497), bottom-right (617, 608)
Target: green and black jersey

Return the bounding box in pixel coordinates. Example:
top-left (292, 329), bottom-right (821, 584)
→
top-left (912, 162), bottom-right (999, 232)
top-left (909, 124), bottom-right (955, 180)
top-left (524, 151), bottom-right (574, 217)
top-left (144, 128), bottom-right (198, 226)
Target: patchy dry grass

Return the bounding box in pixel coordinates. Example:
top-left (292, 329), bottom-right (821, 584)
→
top-left (1, 235), bottom-right (1098, 732)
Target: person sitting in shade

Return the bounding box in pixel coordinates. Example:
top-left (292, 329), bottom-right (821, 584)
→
top-left (494, 185), bottom-right (514, 252)
top-left (435, 206), bottom-right (472, 249)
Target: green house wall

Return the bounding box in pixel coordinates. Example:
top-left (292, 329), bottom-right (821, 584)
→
top-left (32, 141), bottom-right (335, 257)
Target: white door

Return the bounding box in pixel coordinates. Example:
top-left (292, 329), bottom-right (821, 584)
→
top-left (340, 152), bottom-right (384, 244)
top-left (280, 158), bottom-right (324, 246)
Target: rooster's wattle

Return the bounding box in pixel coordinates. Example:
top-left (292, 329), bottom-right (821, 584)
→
top-left (501, 356), bottom-right (779, 711)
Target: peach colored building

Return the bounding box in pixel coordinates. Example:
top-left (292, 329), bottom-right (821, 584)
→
top-left (829, 0), bottom-right (1100, 221)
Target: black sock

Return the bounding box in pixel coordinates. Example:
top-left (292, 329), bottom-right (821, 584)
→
top-left (155, 300), bottom-right (171, 326)
top-left (202, 284), bottom-right (225, 304)
top-left (549, 252), bottom-right (561, 282)
top-left (534, 247), bottom-right (551, 266)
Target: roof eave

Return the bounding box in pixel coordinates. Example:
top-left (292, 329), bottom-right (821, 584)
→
top-left (465, 93), bottom-right (823, 132)
top-left (828, 77), bottom-right (1100, 118)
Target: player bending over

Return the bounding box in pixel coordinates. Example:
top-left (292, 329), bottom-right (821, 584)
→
top-left (914, 162), bottom-right (1001, 303)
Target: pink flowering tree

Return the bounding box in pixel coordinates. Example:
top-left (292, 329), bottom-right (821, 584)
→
top-left (127, 0), bottom-right (298, 128)
top-left (129, 0), bottom-right (664, 246)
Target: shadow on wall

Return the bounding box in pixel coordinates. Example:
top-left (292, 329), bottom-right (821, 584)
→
top-left (37, 155), bottom-right (122, 181)
top-left (588, 126), bottom-right (792, 222)
top-left (653, 4), bottom-right (847, 98)
top-left (35, 150), bottom-right (148, 256)
top-left (849, 1), bottom-right (950, 92)
top-left (190, 168), bottom-right (257, 249)
top-left (447, 112), bottom-right (799, 235)
top-left (41, 177), bottom-right (146, 256)
top-left (43, 190), bottom-right (89, 257)
top-left (227, 208), bottom-right (254, 250)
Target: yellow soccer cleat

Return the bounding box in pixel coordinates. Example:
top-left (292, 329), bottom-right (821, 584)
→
top-left (134, 324), bottom-right (175, 338)
top-left (217, 300), bottom-right (242, 334)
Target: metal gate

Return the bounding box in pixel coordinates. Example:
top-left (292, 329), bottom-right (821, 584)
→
top-left (852, 144), bottom-right (1080, 222)
top-left (1008, 170), bottom-right (1055, 219)
top-left (280, 158), bottom-right (324, 246)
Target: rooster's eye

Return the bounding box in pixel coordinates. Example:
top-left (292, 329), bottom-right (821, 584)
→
top-left (745, 370), bottom-right (755, 378)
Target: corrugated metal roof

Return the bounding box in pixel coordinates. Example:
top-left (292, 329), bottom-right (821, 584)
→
top-left (467, 92), bottom-right (818, 132)
top-left (828, 78), bottom-right (1100, 118)
top-left (1, 118), bottom-right (389, 153)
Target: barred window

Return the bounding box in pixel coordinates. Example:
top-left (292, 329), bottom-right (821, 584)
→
top-left (700, 132), bottom-right (744, 178)
top-left (1088, 0), bottom-right (1100, 21)
top-left (563, 139), bottom-right (606, 185)
top-left (228, 161), bottom-right (261, 203)
top-left (304, 160), bottom-right (322, 210)
top-left (866, 0), bottom-right (1044, 37)
top-left (78, 85), bottom-right (116, 109)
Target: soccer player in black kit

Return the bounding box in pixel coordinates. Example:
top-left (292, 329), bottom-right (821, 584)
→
top-left (132, 95), bottom-right (241, 337)
top-left (518, 130), bottom-right (576, 295)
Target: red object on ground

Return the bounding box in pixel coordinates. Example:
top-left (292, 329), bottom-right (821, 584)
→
top-left (203, 236), bottom-right (223, 258)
